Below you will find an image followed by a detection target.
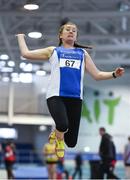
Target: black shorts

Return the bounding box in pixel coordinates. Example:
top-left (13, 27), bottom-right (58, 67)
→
top-left (47, 96), bottom-right (82, 147)
top-left (46, 161), bottom-right (58, 164)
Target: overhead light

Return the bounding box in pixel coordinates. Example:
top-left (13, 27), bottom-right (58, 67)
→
top-left (28, 32), bottom-right (42, 39)
top-left (19, 73), bottom-right (32, 83)
top-left (0, 54), bottom-right (9, 60)
top-left (20, 62), bottom-right (26, 69)
top-left (84, 146), bottom-right (90, 152)
top-left (39, 125), bottom-right (47, 132)
top-left (11, 73), bottom-right (20, 83)
top-left (8, 61), bottom-right (15, 67)
top-left (36, 70), bottom-right (46, 76)
top-left (0, 128), bottom-right (18, 139)
top-left (23, 63), bottom-right (33, 72)
top-left (24, 4), bottom-right (39, 10)
top-left (12, 77), bottom-right (20, 83)
top-left (1, 67), bottom-right (13, 72)
top-left (11, 72), bottom-right (19, 78)
top-left (0, 61), bottom-right (6, 67)
top-left (2, 77), bottom-right (10, 82)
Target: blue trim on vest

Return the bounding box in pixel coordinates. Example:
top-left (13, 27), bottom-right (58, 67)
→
top-left (56, 47), bottom-right (84, 98)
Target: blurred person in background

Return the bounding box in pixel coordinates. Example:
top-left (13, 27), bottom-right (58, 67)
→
top-left (99, 127), bottom-right (119, 179)
top-left (57, 158), bottom-right (69, 179)
top-left (72, 152), bottom-right (83, 179)
top-left (123, 136), bottom-right (130, 179)
top-left (4, 141), bottom-right (16, 179)
top-left (0, 143), bottom-right (2, 152)
top-left (0, 142), bottom-right (2, 165)
top-left (43, 142), bottom-right (58, 179)
top-left (16, 22), bottom-right (124, 159)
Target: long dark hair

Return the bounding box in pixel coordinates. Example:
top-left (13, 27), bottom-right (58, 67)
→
top-left (58, 22), bottom-right (93, 50)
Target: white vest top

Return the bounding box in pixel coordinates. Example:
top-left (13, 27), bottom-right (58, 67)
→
top-left (46, 46), bottom-right (85, 99)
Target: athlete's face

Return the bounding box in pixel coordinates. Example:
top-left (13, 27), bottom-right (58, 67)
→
top-left (60, 24), bottom-right (78, 44)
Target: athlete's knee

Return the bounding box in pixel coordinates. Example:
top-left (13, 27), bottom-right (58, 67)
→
top-left (67, 143), bottom-right (77, 148)
top-left (65, 140), bottom-right (77, 148)
top-left (56, 122), bottom-right (68, 132)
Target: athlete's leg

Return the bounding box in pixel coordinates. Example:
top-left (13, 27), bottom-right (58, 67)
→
top-left (63, 98), bottom-right (82, 147)
top-left (47, 96), bottom-right (68, 132)
top-left (47, 96), bottom-right (69, 158)
top-left (47, 164), bottom-right (57, 179)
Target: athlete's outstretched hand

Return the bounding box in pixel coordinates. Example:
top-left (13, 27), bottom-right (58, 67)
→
top-left (114, 67), bottom-right (125, 77)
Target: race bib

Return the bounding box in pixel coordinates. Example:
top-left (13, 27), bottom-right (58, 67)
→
top-left (60, 58), bottom-right (81, 69)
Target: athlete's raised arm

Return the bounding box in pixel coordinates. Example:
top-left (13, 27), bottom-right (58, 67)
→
top-left (16, 34), bottom-right (55, 60)
top-left (85, 51), bottom-right (124, 80)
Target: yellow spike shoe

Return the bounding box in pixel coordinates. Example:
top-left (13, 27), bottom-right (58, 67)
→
top-left (55, 138), bottom-right (65, 159)
top-left (48, 131), bottom-right (56, 144)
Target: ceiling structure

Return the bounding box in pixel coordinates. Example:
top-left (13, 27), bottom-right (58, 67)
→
top-left (0, 0), bottom-right (130, 79)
